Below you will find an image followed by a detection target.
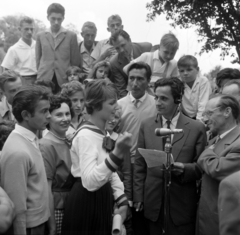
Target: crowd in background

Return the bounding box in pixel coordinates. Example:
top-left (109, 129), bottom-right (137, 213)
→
top-left (0, 2), bottom-right (240, 235)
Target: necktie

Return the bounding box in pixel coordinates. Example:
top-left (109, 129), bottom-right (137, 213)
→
top-left (134, 99), bottom-right (140, 108)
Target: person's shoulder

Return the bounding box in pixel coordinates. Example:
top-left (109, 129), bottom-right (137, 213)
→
top-left (182, 114), bottom-right (205, 130)
top-left (133, 42), bottom-right (152, 52)
top-left (110, 53), bottom-right (118, 64)
top-left (169, 59), bottom-right (178, 66)
top-left (118, 94), bottom-right (130, 106)
top-left (65, 29), bottom-right (76, 37)
top-left (197, 74), bottom-right (210, 83)
top-left (142, 115), bottom-right (156, 126)
top-left (220, 170), bottom-right (240, 189)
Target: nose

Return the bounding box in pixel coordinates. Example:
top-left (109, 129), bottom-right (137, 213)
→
top-left (77, 100), bottom-right (81, 108)
top-left (46, 111), bottom-right (51, 119)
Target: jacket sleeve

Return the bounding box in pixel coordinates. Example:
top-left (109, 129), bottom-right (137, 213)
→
top-left (197, 142), bottom-right (240, 181)
top-left (70, 33), bottom-right (82, 68)
top-left (35, 33), bottom-right (41, 70)
top-left (133, 122), bottom-right (147, 202)
top-left (180, 123), bottom-right (206, 183)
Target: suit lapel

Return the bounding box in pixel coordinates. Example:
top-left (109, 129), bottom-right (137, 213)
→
top-left (46, 32), bottom-right (55, 51)
top-left (172, 113), bottom-right (190, 161)
top-left (214, 126), bottom-right (240, 155)
top-left (149, 117), bottom-right (164, 151)
top-left (55, 32), bottom-right (66, 50)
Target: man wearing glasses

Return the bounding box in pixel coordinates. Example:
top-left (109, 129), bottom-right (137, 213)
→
top-left (197, 94), bottom-right (240, 235)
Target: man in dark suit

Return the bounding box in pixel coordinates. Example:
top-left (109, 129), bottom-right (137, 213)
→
top-left (110, 29), bottom-right (152, 98)
top-left (134, 77), bottom-right (206, 235)
top-left (218, 171), bottom-right (240, 235)
top-left (197, 95), bottom-right (240, 235)
top-left (36, 3), bottom-right (81, 93)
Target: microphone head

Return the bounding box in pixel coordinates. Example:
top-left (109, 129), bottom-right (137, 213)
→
top-left (155, 128), bottom-right (183, 136)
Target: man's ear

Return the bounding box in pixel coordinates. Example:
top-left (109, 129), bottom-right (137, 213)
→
top-left (21, 110), bottom-right (31, 122)
top-left (81, 32), bottom-right (84, 38)
top-left (107, 27), bottom-right (110, 33)
top-left (224, 107), bottom-right (231, 118)
top-left (121, 25), bottom-right (124, 30)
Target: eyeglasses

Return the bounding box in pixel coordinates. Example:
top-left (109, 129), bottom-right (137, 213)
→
top-left (203, 106), bottom-right (221, 118)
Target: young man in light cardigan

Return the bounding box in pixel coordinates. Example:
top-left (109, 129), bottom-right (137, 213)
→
top-left (0, 85), bottom-right (51, 235)
top-left (118, 62), bottom-right (156, 235)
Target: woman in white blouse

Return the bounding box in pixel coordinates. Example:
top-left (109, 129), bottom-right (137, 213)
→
top-left (62, 80), bottom-right (132, 235)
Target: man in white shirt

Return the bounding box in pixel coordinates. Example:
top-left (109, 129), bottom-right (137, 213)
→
top-left (1, 17), bottom-right (37, 85)
top-left (197, 95), bottom-right (240, 235)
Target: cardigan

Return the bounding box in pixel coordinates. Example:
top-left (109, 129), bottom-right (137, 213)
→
top-left (0, 131), bottom-right (49, 229)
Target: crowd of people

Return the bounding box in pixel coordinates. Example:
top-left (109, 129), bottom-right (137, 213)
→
top-left (0, 2), bottom-right (240, 235)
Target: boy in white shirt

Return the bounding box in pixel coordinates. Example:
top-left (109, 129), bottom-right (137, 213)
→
top-left (178, 55), bottom-right (211, 121)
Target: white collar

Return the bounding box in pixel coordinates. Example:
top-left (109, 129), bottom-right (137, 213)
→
top-left (14, 124), bottom-right (38, 143)
top-left (220, 125), bottom-right (237, 139)
top-left (162, 112), bottom-right (180, 128)
top-left (80, 41), bottom-right (95, 54)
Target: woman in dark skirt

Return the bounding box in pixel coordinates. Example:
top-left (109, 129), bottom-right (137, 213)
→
top-left (62, 80), bottom-right (131, 235)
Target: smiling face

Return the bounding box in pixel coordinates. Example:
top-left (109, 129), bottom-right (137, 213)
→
top-left (128, 68), bottom-right (149, 99)
top-left (48, 12), bottom-right (64, 33)
top-left (69, 91), bottom-right (85, 116)
top-left (49, 102), bottom-right (71, 136)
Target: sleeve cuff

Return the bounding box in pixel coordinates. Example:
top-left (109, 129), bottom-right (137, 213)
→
top-left (116, 194), bottom-right (128, 207)
top-left (105, 152), bottom-right (123, 172)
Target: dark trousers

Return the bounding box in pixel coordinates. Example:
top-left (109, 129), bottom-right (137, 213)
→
top-left (26, 223), bottom-right (46, 235)
top-left (147, 213), bottom-right (195, 235)
top-left (52, 73), bottom-right (61, 94)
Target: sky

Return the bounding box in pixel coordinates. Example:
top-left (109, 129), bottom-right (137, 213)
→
top-left (1, 0), bottom-right (239, 74)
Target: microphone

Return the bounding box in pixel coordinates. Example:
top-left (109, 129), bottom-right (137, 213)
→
top-left (155, 128), bottom-right (184, 136)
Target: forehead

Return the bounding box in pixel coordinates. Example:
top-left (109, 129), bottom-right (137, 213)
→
top-left (222, 84), bottom-right (240, 94)
top-left (206, 97), bottom-right (220, 110)
top-left (108, 19), bottom-right (121, 26)
top-left (48, 12), bottom-right (64, 19)
top-left (178, 64), bottom-right (197, 70)
top-left (82, 27), bottom-right (96, 35)
top-left (20, 22), bottom-right (34, 29)
top-left (52, 102), bottom-right (70, 113)
top-left (98, 66), bottom-right (109, 71)
top-left (129, 68), bottom-right (147, 79)
top-left (70, 91), bottom-right (84, 99)
top-left (155, 86), bottom-right (172, 98)
top-left (35, 99), bottom-right (50, 110)
top-left (160, 45), bottom-right (177, 53)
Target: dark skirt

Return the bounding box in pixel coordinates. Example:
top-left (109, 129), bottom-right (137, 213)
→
top-left (62, 178), bottom-right (113, 235)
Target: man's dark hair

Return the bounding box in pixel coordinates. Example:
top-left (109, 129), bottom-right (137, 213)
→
top-left (35, 79), bottom-right (55, 92)
top-left (19, 16), bottom-right (34, 27)
top-left (85, 79), bottom-right (117, 115)
top-left (177, 55), bottom-right (198, 68)
top-left (127, 62), bottom-right (152, 82)
top-left (154, 77), bottom-right (185, 103)
top-left (12, 85), bottom-right (50, 123)
top-left (110, 29), bottom-right (130, 45)
top-left (47, 3), bottom-right (65, 17)
top-left (0, 70), bottom-right (21, 91)
top-left (216, 68), bottom-right (240, 89)
top-left (0, 120), bottom-right (15, 150)
top-left (217, 95), bottom-right (240, 120)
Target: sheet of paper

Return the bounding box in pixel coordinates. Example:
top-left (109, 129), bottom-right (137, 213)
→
top-left (138, 148), bottom-right (174, 168)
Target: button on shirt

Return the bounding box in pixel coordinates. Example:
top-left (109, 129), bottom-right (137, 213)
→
top-left (162, 112), bottom-right (180, 141)
top-left (80, 42), bottom-right (96, 75)
top-left (1, 38), bottom-right (37, 76)
top-left (14, 124), bottom-right (39, 150)
top-left (129, 92), bottom-right (147, 108)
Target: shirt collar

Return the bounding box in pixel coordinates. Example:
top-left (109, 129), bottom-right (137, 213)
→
top-left (162, 112), bottom-right (180, 129)
top-left (153, 50), bottom-right (160, 60)
top-left (220, 125), bottom-right (237, 139)
top-left (80, 41), bottom-right (95, 54)
top-left (14, 124), bottom-right (38, 143)
top-left (129, 92), bottom-right (147, 104)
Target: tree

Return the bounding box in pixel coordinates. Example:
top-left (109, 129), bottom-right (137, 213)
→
top-left (65, 23), bottom-right (81, 42)
top-left (0, 15), bottom-right (46, 52)
top-left (146, 0), bottom-right (240, 64)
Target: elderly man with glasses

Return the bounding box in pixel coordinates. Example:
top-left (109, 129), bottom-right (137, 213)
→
top-left (197, 94), bottom-right (240, 235)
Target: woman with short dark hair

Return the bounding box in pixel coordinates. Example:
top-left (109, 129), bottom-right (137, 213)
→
top-left (62, 79), bottom-right (132, 235)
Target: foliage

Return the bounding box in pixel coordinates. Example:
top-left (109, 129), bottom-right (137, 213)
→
top-left (146, 0), bottom-right (240, 64)
top-left (65, 23), bottom-right (81, 42)
top-left (0, 15), bottom-right (46, 52)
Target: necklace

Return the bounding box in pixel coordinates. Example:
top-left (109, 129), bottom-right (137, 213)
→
top-left (49, 131), bottom-right (66, 141)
